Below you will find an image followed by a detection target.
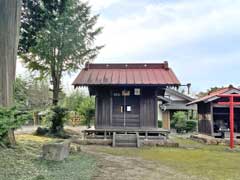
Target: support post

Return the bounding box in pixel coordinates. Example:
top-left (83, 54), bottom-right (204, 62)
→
top-left (145, 131), bottom-right (148, 140)
top-left (136, 132), bottom-right (140, 148)
top-left (112, 132), bottom-right (116, 147)
top-left (83, 131), bottom-right (86, 140)
top-left (230, 96), bottom-right (234, 149)
top-left (104, 130), bottom-right (107, 140)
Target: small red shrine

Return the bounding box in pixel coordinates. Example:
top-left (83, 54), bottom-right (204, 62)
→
top-left (188, 86), bottom-right (240, 148)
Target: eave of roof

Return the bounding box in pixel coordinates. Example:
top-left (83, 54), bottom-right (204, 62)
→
top-left (165, 88), bottom-right (195, 102)
top-left (187, 87), bottom-right (240, 105)
top-left (72, 62), bottom-right (181, 87)
top-left (157, 96), bottom-right (172, 103)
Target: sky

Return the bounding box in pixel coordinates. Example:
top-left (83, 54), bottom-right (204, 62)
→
top-left (17, 0), bottom-right (240, 94)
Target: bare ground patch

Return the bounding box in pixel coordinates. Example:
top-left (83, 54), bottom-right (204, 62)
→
top-left (82, 146), bottom-right (205, 180)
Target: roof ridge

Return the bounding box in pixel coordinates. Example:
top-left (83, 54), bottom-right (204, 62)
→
top-left (208, 87), bottom-right (228, 95)
top-left (72, 62), bottom-right (180, 87)
top-left (84, 62), bottom-right (170, 70)
top-left (208, 86), bottom-right (240, 95)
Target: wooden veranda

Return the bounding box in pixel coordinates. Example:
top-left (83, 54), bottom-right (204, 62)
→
top-left (83, 127), bottom-right (170, 140)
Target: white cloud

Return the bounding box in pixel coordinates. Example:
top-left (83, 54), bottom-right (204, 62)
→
top-left (86, 0), bottom-right (121, 11)
top-left (95, 0), bottom-right (240, 61)
top-left (16, 0), bottom-right (240, 92)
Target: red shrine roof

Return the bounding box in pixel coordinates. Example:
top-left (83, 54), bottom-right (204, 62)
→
top-left (188, 86), bottom-right (240, 105)
top-left (72, 61), bottom-right (180, 87)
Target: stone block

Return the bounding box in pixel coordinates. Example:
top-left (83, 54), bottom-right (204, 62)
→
top-left (142, 139), bottom-right (179, 147)
top-left (70, 143), bottom-right (81, 153)
top-left (72, 138), bottom-right (112, 146)
top-left (42, 140), bottom-right (70, 161)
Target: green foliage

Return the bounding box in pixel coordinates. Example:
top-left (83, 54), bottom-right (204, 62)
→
top-left (35, 127), bottom-right (49, 136)
top-left (26, 78), bottom-right (52, 109)
top-left (19, 0), bottom-right (68, 54)
top-left (48, 106), bottom-right (68, 134)
top-left (40, 110), bottom-right (52, 127)
top-left (171, 111), bottom-right (187, 133)
top-left (185, 120), bottom-right (197, 132)
top-left (0, 107), bottom-right (28, 143)
top-left (14, 77), bottom-right (28, 108)
top-left (0, 107), bottom-right (15, 138)
top-left (23, 0), bottom-right (103, 75)
top-left (63, 91), bottom-right (95, 126)
top-left (63, 90), bottom-right (85, 111)
top-left (158, 121), bottom-right (162, 128)
top-left (171, 111), bottom-right (197, 133)
top-left (14, 75), bottom-right (51, 110)
top-left (197, 86), bottom-right (224, 98)
top-left (77, 97), bottom-right (95, 127)
top-left (21, 0), bottom-right (103, 105)
top-left (16, 111), bottom-right (33, 125)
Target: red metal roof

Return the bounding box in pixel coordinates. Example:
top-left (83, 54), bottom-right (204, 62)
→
top-left (187, 86), bottom-right (240, 105)
top-left (72, 62), bottom-right (180, 86)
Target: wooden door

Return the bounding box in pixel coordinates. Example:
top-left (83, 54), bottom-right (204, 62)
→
top-left (112, 96), bottom-right (124, 127)
top-left (112, 95), bottom-right (140, 128)
top-left (125, 96), bottom-right (140, 127)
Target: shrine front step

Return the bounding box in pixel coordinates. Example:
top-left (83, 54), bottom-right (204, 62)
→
top-left (113, 132), bottom-right (140, 147)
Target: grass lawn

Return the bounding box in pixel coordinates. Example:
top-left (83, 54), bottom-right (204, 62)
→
top-left (0, 135), bottom-right (97, 180)
top-left (2, 134), bottom-right (240, 180)
top-left (94, 136), bottom-right (240, 180)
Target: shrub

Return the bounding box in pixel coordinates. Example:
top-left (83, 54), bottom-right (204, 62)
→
top-left (0, 107), bottom-right (28, 146)
top-left (158, 121), bottom-right (162, 128)
top-left (77, 97), bottom-right (95, 127)
top-left (16, 110), bottom-right (33, 125)
top-left (48, 106), bottom-right (68, 134)
top-left (172, 111), bottom-right (187, 133)
top-left (63, 90), bottom-right (85, 111)
top-left (35, 127), bottom-right (49, 136)
top-left (185, 120), bottom-right (197, 132)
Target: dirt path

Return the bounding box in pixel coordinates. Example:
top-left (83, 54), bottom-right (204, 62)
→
top-left (82, 146), bottom-right (205, 180)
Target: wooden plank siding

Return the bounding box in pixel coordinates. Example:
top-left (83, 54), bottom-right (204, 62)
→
top-left (140, 95), bottom-right (156, 127)
top-left (95, 88), bottom-right (111, 128)
top-left (162, 111), bottom-right (171, 129)
top-left (94, 87), bottom-right (161, 129)
top-left (139, 89), bottom-right (158, 128)
top-left (197, 102), bottom-right (213, 135)
top-left (198, 119), bottom-right (212, 135)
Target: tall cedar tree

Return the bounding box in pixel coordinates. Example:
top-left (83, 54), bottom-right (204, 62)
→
top-left (0, 0), bottom-right (21, 146)
top-left (19, 0), bottom-right (68, 54)
top-left (21, 0), bottom-right (103, 105)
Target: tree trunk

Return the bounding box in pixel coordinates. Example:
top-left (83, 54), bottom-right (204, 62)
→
top-left (0, 0), bottom-right (22, 146)
top-left (52, 78), bottom-right (60, 106)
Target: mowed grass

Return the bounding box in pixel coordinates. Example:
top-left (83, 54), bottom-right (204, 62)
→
top-left (0, 134), bottom-right (97, 180)
top-left (95, 136), bottom-right (240, 180)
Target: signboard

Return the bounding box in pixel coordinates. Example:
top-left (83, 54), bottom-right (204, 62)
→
top-left (134, 88), bottom-right (141, 95)
top-left (122, 90), bottom-right (130, 96)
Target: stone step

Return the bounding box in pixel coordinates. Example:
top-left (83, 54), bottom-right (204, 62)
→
top-left (115, 142), bottom-right (137, 147)
top-left (115, 134), bottom-right (137, 140)
top-left (113, 133), bottom-right (139, 147)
